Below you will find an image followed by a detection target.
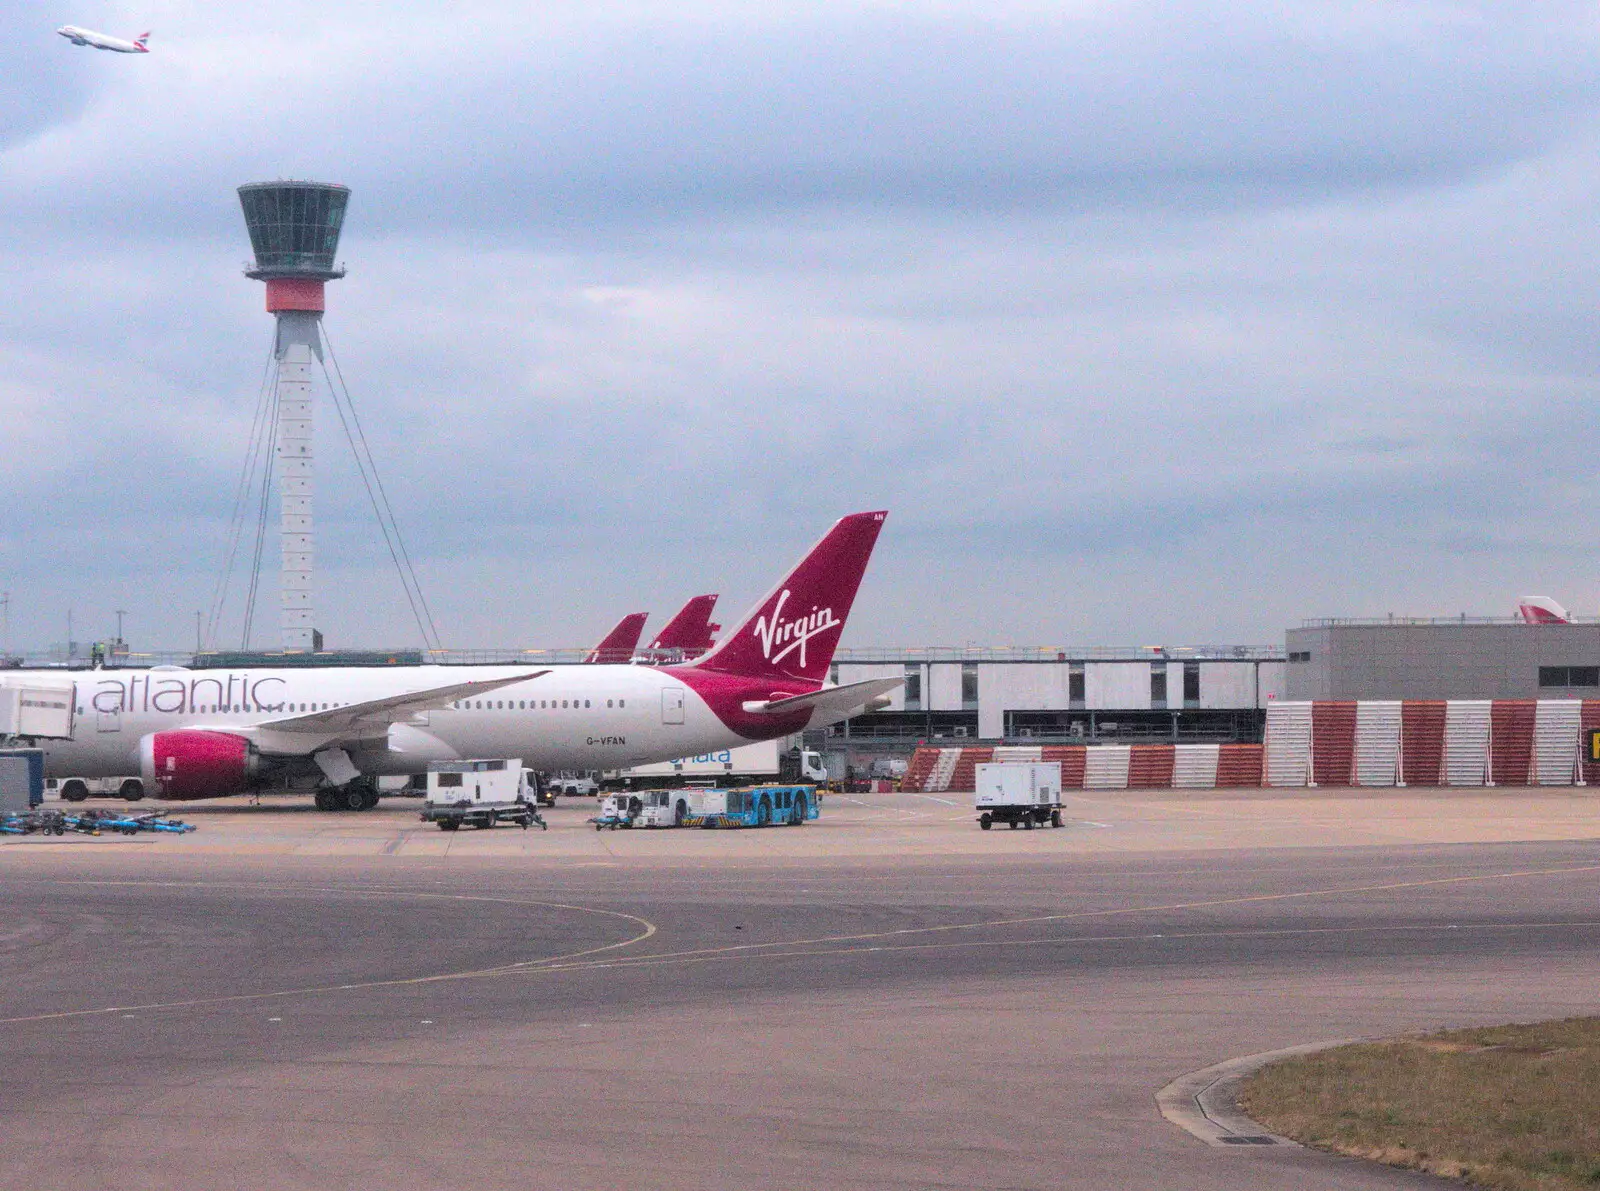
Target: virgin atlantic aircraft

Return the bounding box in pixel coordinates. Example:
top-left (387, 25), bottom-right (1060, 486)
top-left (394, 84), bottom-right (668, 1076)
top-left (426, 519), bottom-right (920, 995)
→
top-left (35, 512), bottom-right (897, 810)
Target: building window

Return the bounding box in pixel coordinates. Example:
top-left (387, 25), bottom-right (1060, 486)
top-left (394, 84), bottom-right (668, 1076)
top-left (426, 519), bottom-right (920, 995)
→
top-left (904, 665), bottom-right (922, 711)
top-left (1540, 666), bottom-right (1600, 688)
top-left (1150, 664), bottom-right (1167, 706)
top-left (1068, 664), bottom-right (1085, 705)
top-left (1183, 661), bottom-right (1200, 704)
top-left (961, 662), bottom-right (978, 709)
top-left (1288, 651), bottom-right (1311, 663)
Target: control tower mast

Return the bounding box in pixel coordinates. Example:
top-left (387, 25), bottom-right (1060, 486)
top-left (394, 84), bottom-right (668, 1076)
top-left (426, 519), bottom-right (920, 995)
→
top-left (237, 182), bottom-right (349, 651)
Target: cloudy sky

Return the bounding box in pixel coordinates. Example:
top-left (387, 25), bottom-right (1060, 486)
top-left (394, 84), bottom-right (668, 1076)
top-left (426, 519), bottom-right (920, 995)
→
top-left (5, 2), bottom-right (1600, 655)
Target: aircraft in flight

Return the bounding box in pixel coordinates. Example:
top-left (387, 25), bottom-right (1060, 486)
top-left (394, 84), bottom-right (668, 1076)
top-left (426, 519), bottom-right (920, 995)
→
top-left (584, 612), bottom-right (650, 665)
top-left (27, 512), bottom-right (898, 810)
top-left (57, 26), bottom-right (151, 53)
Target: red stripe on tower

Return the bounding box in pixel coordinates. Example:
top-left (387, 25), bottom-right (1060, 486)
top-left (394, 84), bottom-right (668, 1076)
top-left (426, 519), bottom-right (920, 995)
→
top-left (264, 277), bottom-right (326, 312)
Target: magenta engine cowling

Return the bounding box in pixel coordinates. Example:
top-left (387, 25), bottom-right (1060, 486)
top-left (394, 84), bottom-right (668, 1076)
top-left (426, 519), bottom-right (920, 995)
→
top-left (139, 730), bottom-right (260, 800)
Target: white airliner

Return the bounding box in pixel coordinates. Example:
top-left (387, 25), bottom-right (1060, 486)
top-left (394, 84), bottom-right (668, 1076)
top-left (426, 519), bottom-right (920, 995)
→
top-left (56, 26), bottom-right (150, 53)
top-left (32, 512), bottom-right (898, 810)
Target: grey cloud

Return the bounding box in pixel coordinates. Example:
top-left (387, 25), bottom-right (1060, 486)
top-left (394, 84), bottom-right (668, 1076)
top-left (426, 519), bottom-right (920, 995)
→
top-left (8, 3), bottom-right (1600, 651)
top-left (6, 5), bottom-right (1600, 242)
top-left (0, 12), bottom-right (100, 148)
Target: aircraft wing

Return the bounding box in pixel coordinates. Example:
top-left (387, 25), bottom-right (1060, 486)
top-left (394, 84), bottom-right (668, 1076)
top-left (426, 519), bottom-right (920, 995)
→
top-left (247, 672), bottom-right (547, 742)
top-left (740, 677), bottom-right (903, 718)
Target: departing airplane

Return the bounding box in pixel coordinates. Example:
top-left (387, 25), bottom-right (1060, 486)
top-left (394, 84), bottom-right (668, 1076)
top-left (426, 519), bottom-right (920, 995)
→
top-left (29, 512), bottom-right (898, 810)
top-left (584, 612), bottom-right (649, 664)
top-left (57, 26), bottom-right (150, 53)
top-left (1518, 596), bottom-right (1572, 625)
top-left (649, 594), bottom-right (721, 658)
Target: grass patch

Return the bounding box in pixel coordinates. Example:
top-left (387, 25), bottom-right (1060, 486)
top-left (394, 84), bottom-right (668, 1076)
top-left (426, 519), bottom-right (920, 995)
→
top-left (1238, 1018), bottom-right (1600, 1189)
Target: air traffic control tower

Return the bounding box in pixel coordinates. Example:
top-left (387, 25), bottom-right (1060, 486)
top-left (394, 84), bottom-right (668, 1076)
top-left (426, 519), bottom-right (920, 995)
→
top-left (238, 181), bottom-right (349, 651)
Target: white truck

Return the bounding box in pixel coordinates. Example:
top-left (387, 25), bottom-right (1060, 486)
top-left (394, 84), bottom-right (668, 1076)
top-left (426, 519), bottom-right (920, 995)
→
top-left (633, 788), bottom-right (691, 828)
top-left (419, 759), bottom-right (546, 831)
top-left (609, 741), bottom-right (826, 788)
top-left (975, 762), bottom-right (1064, 831)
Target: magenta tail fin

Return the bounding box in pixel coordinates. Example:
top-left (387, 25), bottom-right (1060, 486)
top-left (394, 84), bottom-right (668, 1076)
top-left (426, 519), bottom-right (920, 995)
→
top-left (586, 612), bottom-right (649, 664)
top-left (688, 512), bottom-right (886, 686)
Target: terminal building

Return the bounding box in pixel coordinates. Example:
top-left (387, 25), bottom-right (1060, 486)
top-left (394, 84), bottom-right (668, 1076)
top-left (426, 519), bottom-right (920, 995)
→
top-left (821, 647), bottom-right (1283, 772)
top-left (1284, 619), bottom-right (1600, 701)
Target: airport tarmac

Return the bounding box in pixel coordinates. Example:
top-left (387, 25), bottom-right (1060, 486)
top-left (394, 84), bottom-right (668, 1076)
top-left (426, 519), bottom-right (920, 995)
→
top-left (2, 789), bottom-right (1598, 1189)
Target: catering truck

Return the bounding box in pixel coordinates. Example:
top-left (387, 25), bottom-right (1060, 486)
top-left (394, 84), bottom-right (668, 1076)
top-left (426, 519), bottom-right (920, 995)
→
top-left (608, 740), bottom-right (826, 789)
top-left (419, 758), bottom-right (546, 831)
top-left (974, 762), bottom-right (1063, 831)
top-left (0, 676), bottom-right (76, 742)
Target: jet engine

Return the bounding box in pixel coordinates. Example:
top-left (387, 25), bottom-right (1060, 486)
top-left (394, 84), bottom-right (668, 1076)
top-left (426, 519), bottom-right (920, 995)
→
top-left (139, 730), bottom-right (260, 800)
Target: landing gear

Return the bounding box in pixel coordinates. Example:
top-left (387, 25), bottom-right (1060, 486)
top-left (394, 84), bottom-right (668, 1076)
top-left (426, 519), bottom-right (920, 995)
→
top-left (316, 780), bottom-right (379, 811)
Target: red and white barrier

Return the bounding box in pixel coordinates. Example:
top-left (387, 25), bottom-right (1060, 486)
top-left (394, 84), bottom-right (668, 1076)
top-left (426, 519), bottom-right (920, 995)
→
top-left (899, 697), bottom-right (1594, 793)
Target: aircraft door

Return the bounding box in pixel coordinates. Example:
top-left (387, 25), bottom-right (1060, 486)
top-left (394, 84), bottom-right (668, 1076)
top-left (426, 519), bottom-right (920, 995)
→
top-left (662, 687), bottom-right (685, 725)
top-left (96, 708), bottom-right (121, 734)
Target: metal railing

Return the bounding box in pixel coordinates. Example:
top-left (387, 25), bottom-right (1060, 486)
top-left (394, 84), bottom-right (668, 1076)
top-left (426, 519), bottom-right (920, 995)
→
top-left (4, 642), bottom-right (1288, 670)
top-left (1300, 616), bottom-right (1599, 627)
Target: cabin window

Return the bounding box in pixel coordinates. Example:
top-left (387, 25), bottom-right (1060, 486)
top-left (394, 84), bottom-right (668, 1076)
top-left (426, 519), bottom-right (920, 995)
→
top-left (584, 700), bottom-right (591, 708)
top-left (607, 699), bottom-right (613, 708)
top-left (619, 699), bottom-right (625, 708)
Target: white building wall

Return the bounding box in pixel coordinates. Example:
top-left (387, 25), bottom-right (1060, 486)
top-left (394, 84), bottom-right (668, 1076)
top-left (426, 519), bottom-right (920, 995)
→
top-left (1199, 663), bottom-right (1256, 709)
top-left (977, 664), bottom-right (1074, 738)
top-left (836, 664), bottom-right (906, 712)
top-left (1086, 662), bottom-right (1150, 710)
top-left (928, 663), bottom-right (965, 711)
top-left (1256, 661), bottom-right (1285, 704)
